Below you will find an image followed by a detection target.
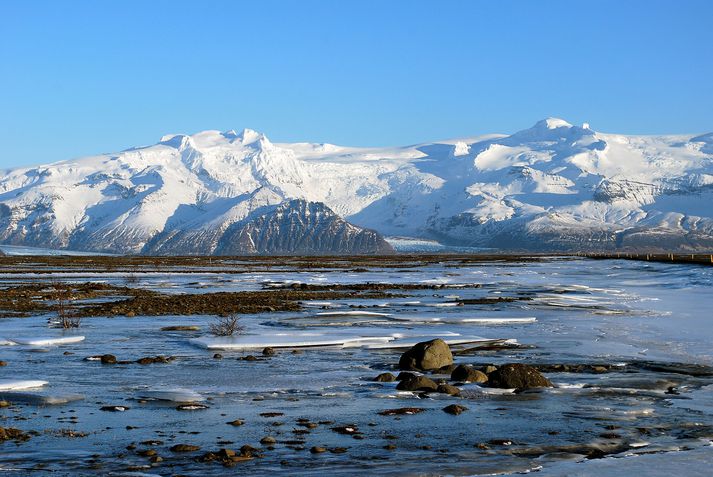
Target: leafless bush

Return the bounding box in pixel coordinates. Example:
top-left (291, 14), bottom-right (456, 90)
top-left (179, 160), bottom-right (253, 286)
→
top-left (209, 314), bottom-right (244, 337)
top-left (49, 281), bottom-right (81, 329)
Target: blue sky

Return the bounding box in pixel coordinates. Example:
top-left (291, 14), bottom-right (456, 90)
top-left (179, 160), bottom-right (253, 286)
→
top-left (1, 0), bottom-right (711, 167)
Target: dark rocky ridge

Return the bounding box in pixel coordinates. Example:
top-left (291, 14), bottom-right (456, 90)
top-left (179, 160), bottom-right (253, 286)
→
top-left (143, 199), bottom-right (394, 256)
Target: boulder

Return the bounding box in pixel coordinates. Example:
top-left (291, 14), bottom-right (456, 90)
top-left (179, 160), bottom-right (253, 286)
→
top-left (395, 375), bottom-right (438, 391)
top-left (373, 372), bottom-right (397, 382)
top-left (436, 384), bottom-right (461, 396)
top-left (487, 363), bottom-right (553, 389)
top-left (443, 404), bottom-right (468, 415)
top-left (399, 339), bottom-right (453, 371)
top-left (451, 364), bottom-right (488, 383)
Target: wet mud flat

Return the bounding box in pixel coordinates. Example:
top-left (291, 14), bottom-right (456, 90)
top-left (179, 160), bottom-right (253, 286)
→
top-left (1, 255), bottom-right (713, 476)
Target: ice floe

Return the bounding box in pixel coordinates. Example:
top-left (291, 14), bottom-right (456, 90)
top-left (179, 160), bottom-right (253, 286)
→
top-left (8, 336), bottom-right (85, 346)
top-left (138, 388), bottom-right (205, 403)
top-left (0, 379), bottom-right (49, 391)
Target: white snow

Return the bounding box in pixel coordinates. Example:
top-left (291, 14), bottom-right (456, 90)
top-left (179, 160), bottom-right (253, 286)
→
top-left (0, 379), bottom-right (49, 391)
top-left (1, 118), bottom-right (712, 252)
top-left (9, 336), bottom-right (85, 346)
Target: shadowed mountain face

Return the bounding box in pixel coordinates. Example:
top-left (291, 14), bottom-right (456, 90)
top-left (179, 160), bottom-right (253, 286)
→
top-left (1, 120), bottom-right (713, 254)
top-left (215, 200), bottom-right (393, 255)
top-left (143, 199), bottom-right (394, 255)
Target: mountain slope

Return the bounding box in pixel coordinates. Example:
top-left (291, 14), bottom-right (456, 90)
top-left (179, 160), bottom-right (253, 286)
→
top-left (1, 119), bottom-right (713, 254)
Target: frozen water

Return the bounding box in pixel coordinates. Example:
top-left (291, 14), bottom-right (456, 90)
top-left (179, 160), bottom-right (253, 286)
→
top-left (1, 257), bottom-right (713, 475)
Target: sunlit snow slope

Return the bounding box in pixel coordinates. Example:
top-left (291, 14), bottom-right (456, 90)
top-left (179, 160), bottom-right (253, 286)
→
top-left (1, 119), bottom-right (712, 254)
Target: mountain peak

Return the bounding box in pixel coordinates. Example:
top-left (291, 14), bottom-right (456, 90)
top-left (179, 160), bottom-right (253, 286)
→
top-left (533, 118), bottom-right (574, 130)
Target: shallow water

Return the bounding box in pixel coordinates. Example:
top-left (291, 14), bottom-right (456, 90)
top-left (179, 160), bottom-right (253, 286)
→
top-left (1, 257), bottom-right (713, 476)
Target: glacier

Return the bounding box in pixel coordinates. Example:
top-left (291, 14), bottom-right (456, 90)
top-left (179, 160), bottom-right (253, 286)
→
top-left (1, 118), bottom-right (712, 254)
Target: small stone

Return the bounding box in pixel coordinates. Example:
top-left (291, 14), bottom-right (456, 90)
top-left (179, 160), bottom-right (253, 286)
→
top-left (260, 436), bottom-right (277, 445)
top-left (483, 365), bottom-right (498, 374)
top-left (149, 455), bottom-right (163, 463)
top-left (213, 353), bottom-right (223, 359)
top-left (170, 444), bottom-right (201, 452)
top-left (443, 404), bottom-right (468, 415)
top-left (310, 446), bottom-right (327, 454)
top-left (160, 325), bottom-right (200, 331)
top-left (0, 401), bottom-right (11, 408)
top-left (262, 347), bottom-right (276, 356)
top-left (100, 354), bottom-right (117, 365)
top-left (0, 361), bottom-right (7, 367)
top-left (227, 419), bottom-right (245, 426)
top-left (373, 372), bottom-right (397, 382)
top-left (100, 406), bottom-right (129, 412)
top-left (137, 449), bottom-right (157, 457)
top-left (378, 407), bottom-right (426, 416)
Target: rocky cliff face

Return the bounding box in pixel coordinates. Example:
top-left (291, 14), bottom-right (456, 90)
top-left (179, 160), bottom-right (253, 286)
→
top-left (214, 200), bottom-right (393, 255)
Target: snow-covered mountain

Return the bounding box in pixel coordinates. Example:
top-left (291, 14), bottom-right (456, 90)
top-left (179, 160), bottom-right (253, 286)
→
top-left (1, 118), bottom-right (713, 254)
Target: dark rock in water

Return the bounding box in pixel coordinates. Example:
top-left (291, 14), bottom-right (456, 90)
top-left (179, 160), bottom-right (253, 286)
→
top-left (0, 426), bottom-right (31, 442)
top-left (373, 372), bottom-right (397, 382)
top-left (436, 384), bottom-right (461, 396)
top-left (136, 355), bottom-right (174, 365)
top-left (262, 347), bottom-right (276, 356)
top-left (487, 364), bottom-right (553, 389)
top-left (260, 436), bottom-right (277, 445)
top-left (160, 325), bottom-right (200, 331)
top-left (443, 404), bottom-right (468, 415)
top-left (377, 407), bottom-right (426, 416)
top-left (170, 444), bottom-right (201, 452)
top-left (331, 425), bottom-right (360, 435)
top-left (395, 375), bottom-right (438, 391)
top-left (310, 446), bottom-right (327, 454)
top-left (434, 364), bottom-right (458, 374)
top-left (0, 361), bottom-right (7, 367)
top-left (213, 353), bottom-right (223, 359)
top-left (227, 419), bottom-right (245, 426)
top-left (100, 354), bottom-right (117, 365)
top-left (240, 355), bottom-right (258, 361)
top-left (100, 405), bottom-right (129, 412)
top-left (451, 364), bottom-right (488, 383)
top-left (396, 371), bottom-right (417, 381)
top-left (399, 339), bottom-right (453, 371)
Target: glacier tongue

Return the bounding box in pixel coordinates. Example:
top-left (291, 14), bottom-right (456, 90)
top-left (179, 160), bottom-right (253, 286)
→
top-left (1, 118), bottom-right (712, 254)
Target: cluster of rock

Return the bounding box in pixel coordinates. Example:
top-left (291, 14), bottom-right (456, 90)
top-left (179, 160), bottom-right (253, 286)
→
top-left (86, 354), bottom-right (176, 365)
top-left (375, 339), bottom-right (553, 403)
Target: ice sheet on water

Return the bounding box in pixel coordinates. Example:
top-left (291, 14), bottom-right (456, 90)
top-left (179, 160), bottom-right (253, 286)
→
top-left (190, 333), bottom-right (395, 350)
top-left (0, 392), bottom-right (84, 405)
top-left (315, 310), bottom-right (392, 317)
top-left (9, 336), bottom-right (85, 346)
top-left (0, 379), bottom-right (48, 391)
top-left (389, 316), bottom-right (537, 325)
top-left (138, 388), bottom-right (205, 403)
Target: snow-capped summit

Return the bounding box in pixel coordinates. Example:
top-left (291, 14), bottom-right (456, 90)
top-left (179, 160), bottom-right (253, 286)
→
top-left (1, 119), bottom-right (713, 254)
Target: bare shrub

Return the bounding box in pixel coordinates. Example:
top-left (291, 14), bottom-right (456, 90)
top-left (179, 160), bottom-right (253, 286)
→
top-left (49, 281), bottom-right (81, 329)
top-left (209, 314), bottom-right (244, 337)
